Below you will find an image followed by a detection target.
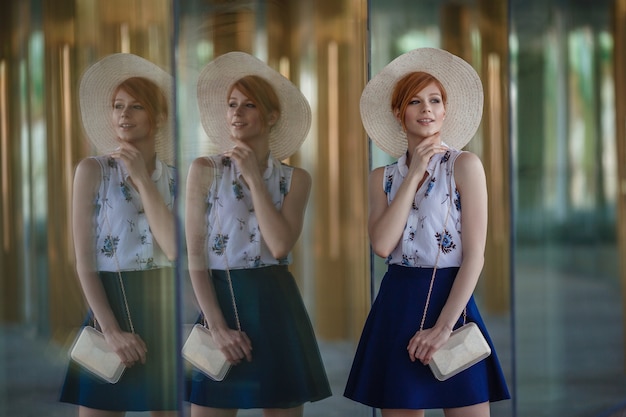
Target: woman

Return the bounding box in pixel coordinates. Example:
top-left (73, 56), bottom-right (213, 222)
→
top-left (185, 52), bottom-right (331, 417)
top-left (344, 48), bottom-right (510, 416)
top-left (60, 53), bottom-right (178, 416)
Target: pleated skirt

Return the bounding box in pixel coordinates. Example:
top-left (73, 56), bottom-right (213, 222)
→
top-left (344, 264), bottom-right (510, 409)
top-left (186, 265), bottom-right (332, 409)
top-left (59, 268), bottom-right (178, 411)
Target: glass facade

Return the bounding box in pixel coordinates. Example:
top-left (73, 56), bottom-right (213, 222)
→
top-left (1, 1), bottom-right (626, 416)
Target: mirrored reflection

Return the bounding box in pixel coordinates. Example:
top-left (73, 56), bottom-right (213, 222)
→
top-left (175, 1), bottom-right (371, 415)
top-left (1, 1), bottom-right (180, 416)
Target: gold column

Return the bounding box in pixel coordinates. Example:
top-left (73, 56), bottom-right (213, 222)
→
top-left (613, 0), bottom-right (626, 367)
top-left (0, 0), bottom-right (22, 323)
top-left (211, 8), bottom-right (255, 56)
top-left (43, 0), bottom-right (85, 342)
top-left (313, 1), bottom-right (370, 340)
top-left (478, 0), bottom-right (510, 313)
top-left (441, 1), bottom-right (510, 313)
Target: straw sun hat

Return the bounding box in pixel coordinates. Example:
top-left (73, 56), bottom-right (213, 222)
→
top-left (360, 48), bottom-right (484, 158)
top-left (197, 51), bottom-right (311, 161)
top-left (79, 53), bottom-right (174, 164)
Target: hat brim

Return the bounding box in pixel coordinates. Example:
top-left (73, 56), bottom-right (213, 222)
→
top-left (196, 52), bottom-right (311, 161)
top-left (79, 53), bottom-right (174, 164)
top-left (360, 48), bottom-right (483, 158)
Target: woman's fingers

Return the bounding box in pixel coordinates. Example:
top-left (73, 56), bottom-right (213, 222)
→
top-left (109, 332), bottom-right (147, 367)
top-left (407, 330), bottom-right (437, 364)
top-left (218, 329), bottom-right (253, 365)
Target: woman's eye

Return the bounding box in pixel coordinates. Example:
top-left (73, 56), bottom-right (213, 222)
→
top-left (133, 105), bottom-right (144, 110)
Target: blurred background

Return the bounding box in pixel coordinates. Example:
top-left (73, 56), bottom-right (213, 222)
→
top-left (1, 0), bottom-right (626, 416)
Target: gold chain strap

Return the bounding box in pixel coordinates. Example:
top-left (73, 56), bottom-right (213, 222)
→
top-left (91, 185), bottom-right (135, 334)
top-left (418, 200), bottom-right (452, 332)
top-left (419, 154), bottom-right (466, 331)
top-left (203, 161), bottom-right (241, 332)
top-left (213, 193), bottom-right (242, 332)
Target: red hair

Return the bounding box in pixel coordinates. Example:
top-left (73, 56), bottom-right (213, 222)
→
top-left (113, 77), bottom-right (168, 135)
top-left (391, 72), bottom-right (447, 131)
top-left (228, 75), bottom-right (281, 126)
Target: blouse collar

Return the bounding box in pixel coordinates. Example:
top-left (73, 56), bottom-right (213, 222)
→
top-left (233, 153), bottom-right (276, 180)
top-left (120, 157), bottom-right (163, 182)
top-left (397, 142), bottom-right (451, 179)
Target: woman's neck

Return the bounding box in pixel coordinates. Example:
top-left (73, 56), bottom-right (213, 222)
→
top-left (133, 140), bottom-right (158, 174)
top-left (246, 140), bottom-right (271, 171)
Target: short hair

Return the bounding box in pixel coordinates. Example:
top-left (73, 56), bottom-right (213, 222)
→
top-left (228, 75), bottom-right (281, 126)
top-left (113, 77), bottom-right (168, 134)
top-left (391, 72), bottom-right (447, 132)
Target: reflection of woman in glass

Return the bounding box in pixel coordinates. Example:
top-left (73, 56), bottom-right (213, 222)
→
top-left (185, 52), bottom-right (331, 417)
top-left (60, 53), bottom-right (178, 416)
top-left (344, 48), bottom-right (510, 416)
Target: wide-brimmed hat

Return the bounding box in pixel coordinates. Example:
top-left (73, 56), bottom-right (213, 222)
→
top-left (79, 53), bottom-right (174, 164)
top-left (197, 51), bottom-right (311, 161)
top-left (360, 48), bottom-right (483, 157)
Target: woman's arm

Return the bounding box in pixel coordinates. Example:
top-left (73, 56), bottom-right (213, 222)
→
top-left (114, 142), bottom-right (177, 260)
top-left (434, 151), bottom-right (488, 331)
top-left (368, 136), bottom-right (447, 258)
top-left (185, 157), bottom-right (252, 364)
top-left (227, 141), bottom-right (311, 259)
top-left (248, 166), bottom-right (311, 259)
top-left (407, 151), bottom-right (488, 364)
top-left (73, 158), bottom-right (147, 366)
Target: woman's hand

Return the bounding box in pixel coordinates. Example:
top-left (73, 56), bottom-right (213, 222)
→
top-left (111, 142), bottom-right (150, 184)
top-left (225, 141), bottom-right (263, 186)
top-left (103, 329), bottom-right (148, 367)
top-left (406, 324), bottom-right (452, 365)
top-left (210, 326), bottom-right (253, 365)
top-left (407, 133), bottom-right (447, 180)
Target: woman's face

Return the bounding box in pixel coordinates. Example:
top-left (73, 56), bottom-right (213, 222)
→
top-left (227, 87), bottom-right (274, 142)
top-left (397, 81), bottom-right (446, 140)
top-left (111, 88), bottom-right (153, 143)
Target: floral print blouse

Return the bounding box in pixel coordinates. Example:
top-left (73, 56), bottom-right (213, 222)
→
top-left (384, 149), bottom-right (464, 268)
top-left (204, 154), bottom-right (293, 269)
top-left (93, 155), bottom-right (176, 271)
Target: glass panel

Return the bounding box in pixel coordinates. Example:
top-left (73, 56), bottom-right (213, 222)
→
top-left (1, 0), bottom-right (181, 415)
top-left (174, 1), bottom-right (370, 415)
top-left (368, 1), bottom-right (513, 416)
top-left (511, 1), bottom-right (626, 415)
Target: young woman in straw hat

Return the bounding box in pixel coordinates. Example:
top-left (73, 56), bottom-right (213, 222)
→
top-left (184, 51), bottom-right (331, 417)
top-left (344, 48), bottom-right (510, 416)
top-left (60, 53), bottom-right (178, 416)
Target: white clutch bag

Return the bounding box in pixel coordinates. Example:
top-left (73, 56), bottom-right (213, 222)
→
top-left (182, 324), bottom-right (231, 381)
top-left (429, 322), bottom-right (491, 381)
top-left (69, 326), bottom-right (126, 384)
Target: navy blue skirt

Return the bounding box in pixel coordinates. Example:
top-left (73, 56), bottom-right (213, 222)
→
top-left (59, 268), bottom-right (178, 411)
top-left (344, 265), bottom-right (510, 409)
top-left (186, 265), bottom-right (332, 409)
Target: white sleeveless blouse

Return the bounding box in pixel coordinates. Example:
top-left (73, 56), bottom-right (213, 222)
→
top-left (93, 155), bottom-right (176, 271)
top-left (204, 154), bottom-right (293, 269)
top-left (384, 149), bottom-right (463, 268)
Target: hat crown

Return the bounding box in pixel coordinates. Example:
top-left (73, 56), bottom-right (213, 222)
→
top-left (360, 48), bottom-right (483, 157)
top-left (197, 52), bottom-right (311, 161)
top-left (79, 53), bottom-right (174, 164)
